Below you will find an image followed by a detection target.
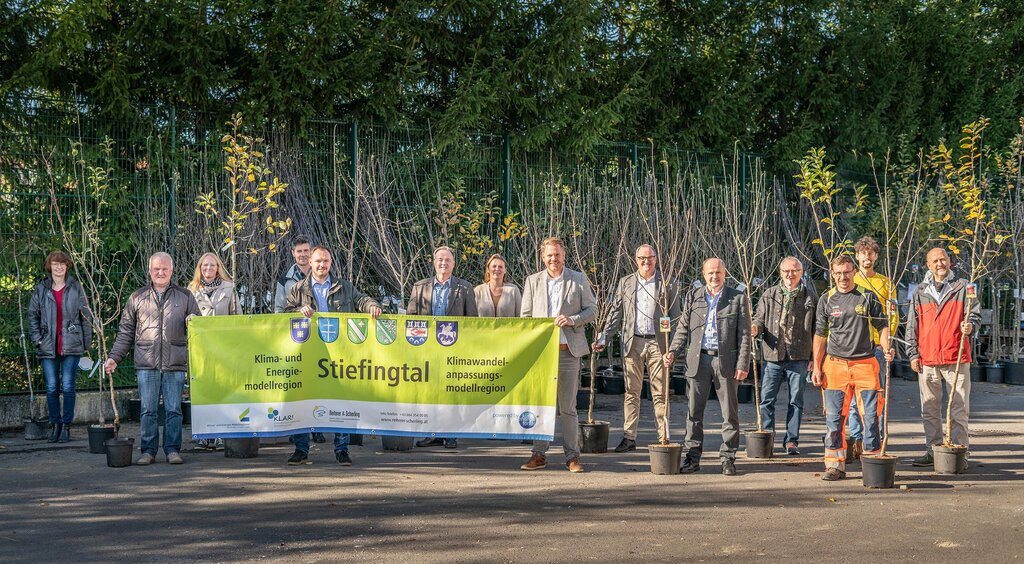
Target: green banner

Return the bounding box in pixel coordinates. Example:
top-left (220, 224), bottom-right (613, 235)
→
top-left (188, 314), bottom-right (561, 440)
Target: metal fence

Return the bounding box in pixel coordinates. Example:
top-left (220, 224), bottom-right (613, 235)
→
top-left (0, 95), bottom-right (784, 394)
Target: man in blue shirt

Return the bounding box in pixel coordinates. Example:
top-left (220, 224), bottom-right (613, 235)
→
top-left (665, 258), bottom-right (751, 476)
top-left (407, 246), bottom-right (479, 448)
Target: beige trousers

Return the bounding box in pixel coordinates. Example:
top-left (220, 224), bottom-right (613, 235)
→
top-left (918, 363), bottom-right (971, 451)
top-left (623, 337), bottom-right (669, 442)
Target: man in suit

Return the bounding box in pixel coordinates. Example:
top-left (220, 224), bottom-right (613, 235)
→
top-left (407, 245), bottom-right (478, 449)
top-left (596, 244), bottom-right (681, 451)
top-left (520, 237), bottom-right (598, 473)
top-left (664, 258), bottom-right (751, 476)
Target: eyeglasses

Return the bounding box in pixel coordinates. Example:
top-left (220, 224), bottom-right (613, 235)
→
top-left (635, 256), bottom-right (657, 262)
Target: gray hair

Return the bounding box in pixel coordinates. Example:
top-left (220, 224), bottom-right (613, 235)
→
top-left (702, 257), bottom-right (726, 271)
top-left (779, 256), bottom-right (803, 271)
top-left (635, 244), bottom-right (657, 257)
top-left (433, 246), bottom-right (456, 261)
top-left (149, 252), bottom-right (173, 269)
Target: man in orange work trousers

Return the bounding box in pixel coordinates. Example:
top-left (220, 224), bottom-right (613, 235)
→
top-left (811, 255), bottom-right (895, 481)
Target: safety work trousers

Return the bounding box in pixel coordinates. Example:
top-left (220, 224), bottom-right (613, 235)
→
top-left (823, 355), bottom-right (882, 472)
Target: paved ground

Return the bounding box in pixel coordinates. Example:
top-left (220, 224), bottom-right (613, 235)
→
top-left (1, 377), bottom-right (1022, 563)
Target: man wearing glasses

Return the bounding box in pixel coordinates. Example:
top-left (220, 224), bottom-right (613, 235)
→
top-left (751, 256), bottom-right (817, 455)
top-left (596, 245), bottom-right (681, 452)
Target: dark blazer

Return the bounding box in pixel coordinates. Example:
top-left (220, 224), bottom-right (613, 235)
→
top-left (752, 283), bottom-right (817, 362)
top-left (407, 276), bottom-right (478, 317)
top-left (668, 285), bottom-right (751, 378)
top-left (600, 272), bottom-right (681, 355)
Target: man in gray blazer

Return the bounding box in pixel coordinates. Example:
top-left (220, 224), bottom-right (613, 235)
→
top-left (596, 244), bottom-right (681, 451)
top-left (665, 258), bottom-right (751, 476)
top-left (407, 245), bottom-right (478, 449)
top-left (520, 237), bottom-right (597, 473)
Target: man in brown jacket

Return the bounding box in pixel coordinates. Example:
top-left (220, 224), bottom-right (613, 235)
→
top-left (751, 256), bottom-right (817, 455)
top-left (105, 252), bottom-right (200, 466)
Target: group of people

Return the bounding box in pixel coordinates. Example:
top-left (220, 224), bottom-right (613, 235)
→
top-left (27, 234), bottom-right (976, 480)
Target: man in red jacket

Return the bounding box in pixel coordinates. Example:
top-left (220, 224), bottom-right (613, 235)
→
top-left (905, 247), bottom-right (981, 468)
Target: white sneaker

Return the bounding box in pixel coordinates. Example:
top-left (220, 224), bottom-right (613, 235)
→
top-left (136, 453), bottom-right (155, 465)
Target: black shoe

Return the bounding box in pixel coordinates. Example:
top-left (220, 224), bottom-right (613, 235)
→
top-left (680, 458), bottom-right (701, 474)
top-left (416, 437), bottom-right (445, 448)
top-left (335, 451), bottom-right (353, 466)
top-left (614, 438), bottom-right (636, 453)
top-left (311, 432), bottom-right (326, 443)
top-left (287, 451), bottom-right (311, 465)
top-left (58, 425), bottom-right (70, 443)
top-left (722, 459), bottom-right (737, 476)
top-left (443, 439), bottom-right (458, 449)
top-left (786, 442), bottom-right (800, 456)
top-left (48, 423), bottom-right (62, 443)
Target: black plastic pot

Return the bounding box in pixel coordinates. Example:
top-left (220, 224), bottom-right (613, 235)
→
top-left (104, 437), bottom-right (134, 467)
top-left (891, 360), bottom-right (909, 380)
top-left (985, 364), bottom-right (1004, 384)
top-left (381, 435), bottom-right (415, 451)
top-left (579, 421), bottom-right (610, 453)
top-left (23, 417), bottom-right (49, 441)
top-left (88, 424), bottom-right (117, 454)
top-left (349, 433), bottom-right (364, 446)
top-left (861, 454), bottom-right (897, 488)
top-left (933, 444), bottom-right (968, 474)
top-left (744, 430), bottom-right (774, 459)
top-left (641, 379), bottom-right (652, 400)
top-left (970, 365), bottom-right (986, 383)
top-left (671, 376), bottom-right (687, 396)
top-left (737, 384), bottom-right (754, 404)
top-left (577, 388), bottom-right (593, 411)
top-left (128, 398), bottom-right (141, 421)
top-left (648, 443), bottom-right (683, 475)
top-left (1004, 361), bottom-right (1024, 385)
top-left (224, 437), bottom-right (260, 458)
top-left (602, 375), bottom-right (625, 395)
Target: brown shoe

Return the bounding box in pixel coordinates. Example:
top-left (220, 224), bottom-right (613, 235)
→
top-left (566, 457), bottom-right (585, 473)
top-left (520, 454), bottom-right (546, 470)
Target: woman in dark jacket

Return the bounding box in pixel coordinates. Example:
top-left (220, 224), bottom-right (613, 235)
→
top-left (28, 251), bottom-right (92, 443)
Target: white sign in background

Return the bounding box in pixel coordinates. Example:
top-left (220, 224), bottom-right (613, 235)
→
top-left (192, 400), bottom-right (557, 441)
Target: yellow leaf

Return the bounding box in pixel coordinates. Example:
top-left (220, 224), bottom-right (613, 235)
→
top-left (811, 238), bottom-right (824, 246)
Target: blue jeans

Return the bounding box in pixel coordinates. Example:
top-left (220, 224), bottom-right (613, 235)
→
top-left (758, 360), bottom-right (807, 445)
top-left (293, 432), bottom-right (349, 454)
top-left (137, 370), bottom-right (186, 456)
top-left (41, 355), bottom-right (79, 424)
top-left (847, 347), bottom-right (886, 440)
